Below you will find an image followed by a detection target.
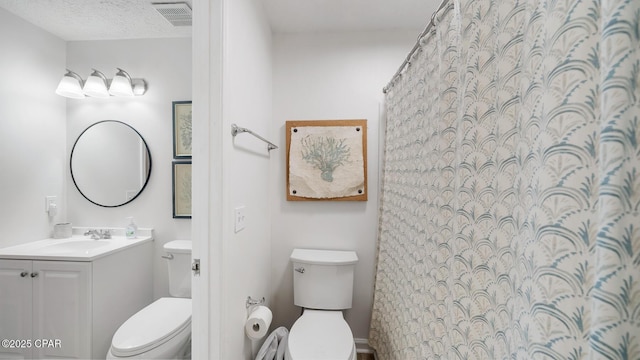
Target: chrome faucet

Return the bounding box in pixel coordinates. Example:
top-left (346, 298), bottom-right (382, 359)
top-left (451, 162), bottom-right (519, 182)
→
top-left (84, 229), bottom-right (99, 239)
top-left (83, 229), bottom-right (111, 240)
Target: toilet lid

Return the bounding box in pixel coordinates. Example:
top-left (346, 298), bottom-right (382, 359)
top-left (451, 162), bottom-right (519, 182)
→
top-left (111, 297), bottom-right (192, 357)
top-left (287, 310), bottom-right (354, 359)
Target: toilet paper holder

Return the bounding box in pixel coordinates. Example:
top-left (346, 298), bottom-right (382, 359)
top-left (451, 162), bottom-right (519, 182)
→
top-left (246, 296), bottom-right (266, 309)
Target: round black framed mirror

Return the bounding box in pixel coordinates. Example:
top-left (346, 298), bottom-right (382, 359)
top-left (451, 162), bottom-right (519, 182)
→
top-left (70, 120), bottom-right (152, 207)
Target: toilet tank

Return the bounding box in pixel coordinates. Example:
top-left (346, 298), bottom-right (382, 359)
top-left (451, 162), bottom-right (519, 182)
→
top-left (290, 249), bottom-right (358, 310)
top-left (164, 240), bottom-right (192, 298)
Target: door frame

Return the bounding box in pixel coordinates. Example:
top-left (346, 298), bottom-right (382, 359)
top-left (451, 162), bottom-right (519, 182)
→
top-left (191, 0), bottom-right (225, 358)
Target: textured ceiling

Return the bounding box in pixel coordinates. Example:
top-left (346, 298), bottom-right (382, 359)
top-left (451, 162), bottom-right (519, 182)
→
top-left (0, 0), bottom-right (193, 41)
top-left (0, 0), bottom-right (439, 41)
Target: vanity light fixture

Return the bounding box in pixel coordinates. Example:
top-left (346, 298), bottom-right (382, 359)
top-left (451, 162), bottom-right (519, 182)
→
top-left (55, 70), bottom-right (85, 99)
top-left (109, 68), bottom-right (134, 97)
top-left (131, 78), bottom-right (147, 96)
top-left (109, 68), bottom-right (147, 97)
top-left (55, 68), bottom-right (147, 99)
top-left (82, 69), bottom-right (110, 98)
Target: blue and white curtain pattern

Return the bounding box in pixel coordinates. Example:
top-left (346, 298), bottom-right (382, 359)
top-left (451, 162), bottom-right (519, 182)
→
top-left (370, 0), bottom-right (640, 359)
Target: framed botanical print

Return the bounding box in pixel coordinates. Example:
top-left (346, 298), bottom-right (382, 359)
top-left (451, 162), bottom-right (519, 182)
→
top-left (286, 119), bottom-right (367, 201)
top-left (172, 161), bottom-right (192, 218)
top-left (173, 101), bottom-right (192, 158)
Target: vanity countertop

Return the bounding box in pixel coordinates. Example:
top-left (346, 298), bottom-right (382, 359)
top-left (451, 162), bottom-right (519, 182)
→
top-left (0, 227), bottom-right (153, 262)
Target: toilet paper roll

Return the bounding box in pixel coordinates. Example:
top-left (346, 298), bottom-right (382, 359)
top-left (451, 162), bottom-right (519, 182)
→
top-left (245, 306), bottom-right (272, 340)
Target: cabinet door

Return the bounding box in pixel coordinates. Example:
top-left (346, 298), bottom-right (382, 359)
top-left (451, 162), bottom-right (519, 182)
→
top-left (31, 261), bottom-right (91, 360)
top-left (0, 259), bottom-right (32, 359)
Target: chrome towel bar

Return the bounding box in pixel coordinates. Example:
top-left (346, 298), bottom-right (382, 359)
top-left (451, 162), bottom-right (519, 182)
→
top-left (231, 124), bottom-right (278, 152)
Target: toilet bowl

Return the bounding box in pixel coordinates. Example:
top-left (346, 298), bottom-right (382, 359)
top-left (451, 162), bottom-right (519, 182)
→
top-left (286, 249), bottom-right (359, 360)
top-left (107, 298), bottom-right (191, 359)
top-left (108, 240), bottom-right (192, 359)
top-left (285, 310), bottom-right (356, 360)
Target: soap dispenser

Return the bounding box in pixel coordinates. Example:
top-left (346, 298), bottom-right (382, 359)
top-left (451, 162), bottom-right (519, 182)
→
top-left (125, 217), bottom-right (138, 239)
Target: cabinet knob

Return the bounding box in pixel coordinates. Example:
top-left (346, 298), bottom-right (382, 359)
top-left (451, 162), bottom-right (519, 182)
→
top-left (20, 271), bottom-right (29, 277)
top-left (30, 272), bottom-right (39, 278)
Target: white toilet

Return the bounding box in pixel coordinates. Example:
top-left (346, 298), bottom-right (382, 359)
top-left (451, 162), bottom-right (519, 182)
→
top-left (107, 240), bottom-right (192, 359)
top-left (286, 248), bottom-right (359, 360)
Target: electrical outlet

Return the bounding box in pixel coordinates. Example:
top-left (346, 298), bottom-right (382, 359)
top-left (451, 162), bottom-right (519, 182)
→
top-left (45, 196), bottom-right (57, 217)
top-left (45, 196), bottom-right (56, 212)
top-left (234, 206), bottom-right (246, 233)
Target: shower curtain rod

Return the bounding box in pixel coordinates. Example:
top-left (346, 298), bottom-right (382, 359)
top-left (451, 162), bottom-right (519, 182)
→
top-left (383, 0), bottom-right (452, 94)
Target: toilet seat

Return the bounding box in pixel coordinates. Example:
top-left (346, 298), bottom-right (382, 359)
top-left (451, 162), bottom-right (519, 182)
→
top-left (110, 297), bottom-right (191, 357)
top-left (286, 309), bottom-right (355, 360)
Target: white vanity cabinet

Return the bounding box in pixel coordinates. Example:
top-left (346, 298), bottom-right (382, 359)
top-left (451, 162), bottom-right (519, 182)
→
top-left (0, 260), bottom-right (91, 359)
top-left (0, 232), bottom-right (153, 360)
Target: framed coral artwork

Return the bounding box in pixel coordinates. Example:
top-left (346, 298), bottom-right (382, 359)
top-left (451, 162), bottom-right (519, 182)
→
top-left (173, 101), bottom-right (192, 159)
top-left (286, 120), bottom-right (367, 201)
top-left (172, 161), bottom-right (192, 218)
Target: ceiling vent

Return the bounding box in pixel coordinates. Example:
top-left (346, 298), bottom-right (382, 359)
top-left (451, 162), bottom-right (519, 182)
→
top-left (152, 2), bottom-right (192, 27)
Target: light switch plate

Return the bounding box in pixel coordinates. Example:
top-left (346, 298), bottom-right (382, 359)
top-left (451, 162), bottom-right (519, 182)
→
top-left (234, 206), bottom-right (246, 233)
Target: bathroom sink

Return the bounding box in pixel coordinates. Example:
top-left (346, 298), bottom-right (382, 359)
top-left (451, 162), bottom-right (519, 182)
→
top-left (0, 228), bottom-right (153, 261)
top-left (43, 240), bottom-right (110, 254)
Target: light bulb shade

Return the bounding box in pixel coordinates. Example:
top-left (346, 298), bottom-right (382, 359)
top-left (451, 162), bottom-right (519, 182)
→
top-left (132, 79), bottom-right (147, 96)
top-left (83, 69), bottom-right (110, 98)
top-left (109, 68), bottom-right (134, 97)
top-left (55, 70), bottom-right (85, 99)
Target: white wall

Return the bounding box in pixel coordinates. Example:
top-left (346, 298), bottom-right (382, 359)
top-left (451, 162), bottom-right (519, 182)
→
top-left (65, 38), bottom-right (192, 298)
top-left (220, 0), bottom-right (273, 357)
top-left (270, 30), bottom-right (416, 340)
top-left (0, 8), bottom-right (67, 247)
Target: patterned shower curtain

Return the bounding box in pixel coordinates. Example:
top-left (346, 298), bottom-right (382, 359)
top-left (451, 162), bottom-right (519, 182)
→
top-left (370, 0), bottom-right (640, 359)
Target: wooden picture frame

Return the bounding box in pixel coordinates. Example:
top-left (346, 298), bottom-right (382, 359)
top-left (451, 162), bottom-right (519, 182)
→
top-left (286, 119), bottom-right (367, 201)
top-left (173, 101), bottom-right (192, 158)
top-left (172, 161), bottom-right (192, 218)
